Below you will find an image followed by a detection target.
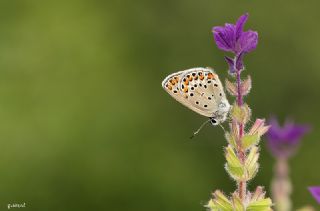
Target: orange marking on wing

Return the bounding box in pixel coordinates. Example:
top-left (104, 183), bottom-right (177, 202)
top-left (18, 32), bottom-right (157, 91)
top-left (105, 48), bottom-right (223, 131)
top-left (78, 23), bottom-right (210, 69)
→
top-left (199, 75), bottom-right (204, 80)
top-left (167, 85), bottom-right (172, 90)
top-left (183, 87), bottom-right (188, 93)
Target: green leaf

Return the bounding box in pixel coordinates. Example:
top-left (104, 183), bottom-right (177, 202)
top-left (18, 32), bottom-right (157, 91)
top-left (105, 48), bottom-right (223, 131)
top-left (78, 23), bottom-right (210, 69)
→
top-left (242, 134), bottom-right (260, 150)
top-left (213, 190), bottom-right (233, 211)
top-left (245, 146), bottom-right (260, 180)
top-left (205, 199), bottom-right (218, 211)
top-left (247, 198), bottom-right (273, 211)
top-left (226, 164), bottom-right (245, 180)
top-left (225, 133), bottom-right (237, 149)
top-left (225, 146), bottom-right (244, 179)
top-left (225, 146), bottom-right (242, 168)
top-left (232, 194), bottom-right (244, 211)
top-left (230, 103), bottom-right (251, 124)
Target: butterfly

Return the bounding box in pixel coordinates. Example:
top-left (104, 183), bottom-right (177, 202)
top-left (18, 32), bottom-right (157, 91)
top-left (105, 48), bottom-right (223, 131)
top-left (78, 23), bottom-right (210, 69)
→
top-left (162, 67), bottom-right (230, 126)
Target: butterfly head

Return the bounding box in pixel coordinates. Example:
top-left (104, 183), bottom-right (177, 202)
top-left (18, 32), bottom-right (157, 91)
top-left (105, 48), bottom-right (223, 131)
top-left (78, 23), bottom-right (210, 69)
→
top-left (210, 100), bottom-right (230, 125)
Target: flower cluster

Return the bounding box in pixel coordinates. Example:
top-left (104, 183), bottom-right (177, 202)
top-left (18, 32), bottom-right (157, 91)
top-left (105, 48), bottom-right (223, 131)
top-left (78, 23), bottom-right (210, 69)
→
top-left (206, 13), bottom-right (272, 210)
top-left (266, 118), bottom-right (310, 159)
top-left (266, 118), bottom-right (310, 211)
top-left (213, 13), bottom-right (258, 74)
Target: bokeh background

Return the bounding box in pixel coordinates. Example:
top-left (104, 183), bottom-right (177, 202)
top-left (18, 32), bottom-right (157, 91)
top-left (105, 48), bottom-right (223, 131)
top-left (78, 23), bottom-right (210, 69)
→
top-left (0, 0), bottom-right (319, 210)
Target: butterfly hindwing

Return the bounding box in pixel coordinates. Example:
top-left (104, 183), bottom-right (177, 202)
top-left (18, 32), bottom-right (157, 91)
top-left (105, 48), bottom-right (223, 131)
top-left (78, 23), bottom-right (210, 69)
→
top-left (161, 70), bottom-right (187, 108)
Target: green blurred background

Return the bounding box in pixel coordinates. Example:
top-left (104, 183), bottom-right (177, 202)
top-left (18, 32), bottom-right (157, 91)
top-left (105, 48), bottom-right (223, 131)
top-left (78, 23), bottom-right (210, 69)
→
top-left (0, 0), bottom-right (319, 210)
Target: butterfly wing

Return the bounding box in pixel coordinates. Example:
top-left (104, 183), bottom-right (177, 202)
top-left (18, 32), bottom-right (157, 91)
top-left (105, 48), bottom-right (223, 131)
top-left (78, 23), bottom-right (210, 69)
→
top-left (162, 67), bottom-right (229, 118)
top-left (161, 70), bottom-right (201, 114)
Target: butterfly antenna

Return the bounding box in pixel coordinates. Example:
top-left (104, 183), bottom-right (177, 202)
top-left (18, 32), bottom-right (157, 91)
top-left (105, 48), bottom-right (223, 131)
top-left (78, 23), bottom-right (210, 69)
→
top-left (190, 119), bottom-right (211, 139)
top-left (218, 123), bottom-right (226, 133)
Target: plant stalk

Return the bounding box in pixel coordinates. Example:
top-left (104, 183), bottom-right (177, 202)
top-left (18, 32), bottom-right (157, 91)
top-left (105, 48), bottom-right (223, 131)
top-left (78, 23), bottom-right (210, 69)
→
top-left (235, 64), bottom-right (246, 201)
top-left (271, 158), bottom-right (292, 211)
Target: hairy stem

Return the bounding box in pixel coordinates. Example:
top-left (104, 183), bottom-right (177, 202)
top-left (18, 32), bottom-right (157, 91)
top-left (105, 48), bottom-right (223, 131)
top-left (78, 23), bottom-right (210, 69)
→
top-left (272, 158), bottom-right (292, 211)
top-left (236, 69), bottom-right (243, 106)
top-left (235, 64), bottom-right (246, 201)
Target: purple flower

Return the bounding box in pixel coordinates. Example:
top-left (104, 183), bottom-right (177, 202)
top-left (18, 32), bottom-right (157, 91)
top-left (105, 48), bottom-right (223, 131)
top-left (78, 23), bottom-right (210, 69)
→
top-left (212, 13), bottom-right (258, 54)
top-left (266, 118), bottom-right (310, 159)
top-left (212, 13), bottom-right (258, 73)
top-left (308, 187), bottom-right (320, 204)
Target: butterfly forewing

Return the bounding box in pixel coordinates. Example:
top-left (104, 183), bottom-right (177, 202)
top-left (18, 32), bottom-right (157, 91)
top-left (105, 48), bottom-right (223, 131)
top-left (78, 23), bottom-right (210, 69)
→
top-left (162, 67), bottom-right (227, 118)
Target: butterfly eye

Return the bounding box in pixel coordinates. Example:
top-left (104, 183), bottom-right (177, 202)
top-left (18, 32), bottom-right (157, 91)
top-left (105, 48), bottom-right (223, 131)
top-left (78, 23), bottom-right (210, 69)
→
top-left (210, 118), bottom-right (218, 125)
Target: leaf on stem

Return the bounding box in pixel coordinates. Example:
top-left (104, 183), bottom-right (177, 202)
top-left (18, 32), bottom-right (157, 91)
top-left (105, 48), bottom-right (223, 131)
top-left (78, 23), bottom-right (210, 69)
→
top-left (245, 146), bottom-right (259, 180)
top-left (232, 193), bottom-right (245, 211)
top-left (212, 190), bottom-right (233, 211)
top-left (246, 198), bottom-right (273, 211)
top-left (241, 75), bottom-right (252, 96)
top-left (225, 132), bottom-right (237, 149)
top-left (248, 119), bottom-right (270, 137)
top-left (226, 79), bottom-right (238, 96)
top-left (206, 199), bottom-right (218, 211)
top-left (225, 145), bottom-right (244, 180)
top-left (251, 186), bottom-right (266, 202)
top-left (242, 134), bottom-right (260, 150)
top-left (231, 103), bottom-right (251, 124)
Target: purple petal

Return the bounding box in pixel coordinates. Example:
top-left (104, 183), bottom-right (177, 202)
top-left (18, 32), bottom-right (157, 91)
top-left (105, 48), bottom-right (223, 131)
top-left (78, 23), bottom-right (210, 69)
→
top-left (267, 118), bottom-right (282, 141)
top-left (237, 30), bottom-right (258, 53)
top-left (309, 187), bottom-right (320, 204)
top-left (235, 13), bottom-right (249, 40)
top-left (224, 56), bottom-right (235, 74)
top-left (235, 52), bottom-right (244, 70)
top-left (282, 124), bottom-right (310, 144)
top-left (212, 24), bottom-right (236, 52)
top-left (266, 117), bottom-right (310, 159)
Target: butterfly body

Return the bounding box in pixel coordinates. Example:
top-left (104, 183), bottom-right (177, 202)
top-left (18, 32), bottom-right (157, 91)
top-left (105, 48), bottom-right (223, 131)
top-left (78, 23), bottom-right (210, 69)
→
top-left (162, 67), bottom-right (230, 125)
